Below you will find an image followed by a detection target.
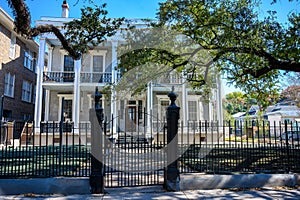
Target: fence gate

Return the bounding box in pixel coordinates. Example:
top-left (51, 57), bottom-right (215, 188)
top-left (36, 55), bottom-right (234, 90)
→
top-left (103, 112), bottom-right (167, 188)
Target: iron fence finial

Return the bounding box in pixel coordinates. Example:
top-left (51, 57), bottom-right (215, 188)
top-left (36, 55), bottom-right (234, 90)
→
top-left (168, 86), bottom-right (177, 106)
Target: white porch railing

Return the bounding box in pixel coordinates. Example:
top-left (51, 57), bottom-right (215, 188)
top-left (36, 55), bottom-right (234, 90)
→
top-left (43, 71), bottom-right (200, 85)
top-left (43, 71), bottom-right (74, 83)
top-left (43, 71), bottom-right (121, 83)
top-left (153, 73), bottom-right (183, 85)
top-left (152, 72), bottom-right (203, 85)
top-left (80, 72), bottom-right (112, 83)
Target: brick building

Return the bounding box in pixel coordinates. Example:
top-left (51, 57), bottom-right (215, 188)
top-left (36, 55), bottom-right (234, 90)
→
top-left (0, 7), bottom-right (38, 121)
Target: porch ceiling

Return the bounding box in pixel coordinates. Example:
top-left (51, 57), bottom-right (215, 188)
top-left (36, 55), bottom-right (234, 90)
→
top-left (43, 83), bottom-right (74, 91)
top-left (47, 38), bottom-right (61, 46)
top-left (41, 34), bottom-right (62, 46)
top-left (80, 84), bottom-right (107, 92)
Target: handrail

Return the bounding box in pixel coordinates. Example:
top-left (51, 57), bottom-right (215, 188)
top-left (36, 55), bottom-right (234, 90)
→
top-left (43, 71), bottom-right (74, 83)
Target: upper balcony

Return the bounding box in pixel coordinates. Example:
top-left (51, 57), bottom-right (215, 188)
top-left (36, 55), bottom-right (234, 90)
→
top-left (43, 71), bottom-right (122, 84)
top-left (153, 73), bottom-right (183, 86)
top-left (43, 71), bottom-right (203, 89)
top-left (43, 71), bottom-right (75, 83)
top-left (152, 72), bottom-right (206, 87)
top-left (80, 72), bottom-right (112, 83)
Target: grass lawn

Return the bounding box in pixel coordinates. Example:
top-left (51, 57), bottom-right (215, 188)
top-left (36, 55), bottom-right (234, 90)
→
top-left (0, 145), bottom-right (91, 178)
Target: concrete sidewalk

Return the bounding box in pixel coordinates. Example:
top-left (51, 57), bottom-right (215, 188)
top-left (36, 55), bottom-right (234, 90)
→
top-left (1, 186), bottom-right (300, 200)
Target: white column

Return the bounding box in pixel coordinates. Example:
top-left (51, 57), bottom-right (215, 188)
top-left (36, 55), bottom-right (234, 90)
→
top-left (34, 38), bottom-right (46, 131)
top-left (217, 76), bottom-right (224, 125)
top-left (44, 46), bottom-right (52, 121)
top-left (47, 46), bottom-right (53, 71)
top-left (73, 58), bottom-right (81, 130)
top-left (147, 81), bottom-right (153, 131)
top-left (111, 41), bottom-right (118, 133)
top-left (182, 72), bottom-right (187, 126)
top-left (111, 41), bottom-right (118, 86)
top-left (209, 101), bottom-right (213, 122)
top-left (44, 90), bottom-right (50, 121)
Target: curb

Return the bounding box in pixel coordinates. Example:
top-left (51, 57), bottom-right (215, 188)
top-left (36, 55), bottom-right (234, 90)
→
top-left (181, 173), bottom-right (298, 190)
top-left (0, 174), bottom-right (299, 195)
top-left (0, 177), bottom-right (90, 195)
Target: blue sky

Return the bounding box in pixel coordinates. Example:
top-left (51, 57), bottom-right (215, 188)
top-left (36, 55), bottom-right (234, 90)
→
top-left (0, 0), bottom-right (298, 94)
top-left (0, 0), bottom-right (163, 21)
top-left (1, 0), bottom-right (298, 22)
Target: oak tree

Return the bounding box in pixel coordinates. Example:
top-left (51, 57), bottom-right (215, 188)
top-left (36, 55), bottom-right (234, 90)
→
top-left (7, 0), bottom-right (124, 60)
top-left (117, 0), bottom-right (298, 109)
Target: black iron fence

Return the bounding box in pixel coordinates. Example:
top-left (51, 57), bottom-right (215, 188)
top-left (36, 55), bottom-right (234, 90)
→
top-left (1, 119), bottom-right (300, 179)
top-left (102, 114), bottom-right (167, 188)
top-left (179, 120), bottom-right (300, 174)
top-left (0, 121), bottom-right (91, 178)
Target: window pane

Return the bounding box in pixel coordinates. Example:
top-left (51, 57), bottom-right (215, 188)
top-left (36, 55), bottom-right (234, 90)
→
top-left (22, 80), bottom-right (32, 102)
top-left (120, 100), bottom-right (124, 119)
top-left (4, 74), bottom-right (9, 95)
top-left (32, 85), bottom-right (36, 103)
top-left (93, 55), bottom-right (103, 72)
top-left (160, 100), bottom-right (169, 120)
top-left (63, 100), bottom-right (73, 121)
top-left (24, 52), bottom-right (28, 67)
top-left (63, 55), bottom-right (74, 82)
top-left (9, 35), bottom-right (16, 58)
top-left (188, 101), bottom-right (197, 121)
top-left (4, 73), bottom-right (14, 97)
top-left (64, 55), bottom-right (74, 71)
top-left (138, 100), bottom-right (143, 119)
top-left (24, 51), bottom-right (34, 71)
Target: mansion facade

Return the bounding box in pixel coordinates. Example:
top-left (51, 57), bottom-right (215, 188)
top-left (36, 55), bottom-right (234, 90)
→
top-left (34, 4), bottom-right (223, 133)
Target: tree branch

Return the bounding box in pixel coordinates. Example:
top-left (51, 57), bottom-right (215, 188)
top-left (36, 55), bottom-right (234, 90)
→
top-left (212, 46), bottom-right (300, 77)
top-left (8, 0), bottom-right (81, 59)
top-left (33, 25), bottom-right (81, 59)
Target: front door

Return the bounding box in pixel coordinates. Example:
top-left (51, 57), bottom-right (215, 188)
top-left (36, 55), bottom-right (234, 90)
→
top-left (63, 99), bottom-right (72, 122)
top-left (125, 106), bottom-right (136, 132)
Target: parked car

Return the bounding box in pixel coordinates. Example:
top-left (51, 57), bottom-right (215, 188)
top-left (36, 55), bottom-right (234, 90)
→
top-left (278, 131), bottom-right (300, 144)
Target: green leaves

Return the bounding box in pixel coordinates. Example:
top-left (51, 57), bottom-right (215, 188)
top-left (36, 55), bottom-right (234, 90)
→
top-left (223, 91), bottom-right (249, 115)
top-left (116, 24), bottom-right (217, 96)
top-left (116, 0), bottom-right (300, 104)
top-left (158, 0), bottom-right (299, 74)
top-left (152, 0), bottom-right (299, 105)
top-left (64, 4), bottom-right (124, 57)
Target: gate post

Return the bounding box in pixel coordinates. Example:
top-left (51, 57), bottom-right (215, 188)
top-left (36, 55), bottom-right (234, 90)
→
top-left (164, 88), bottom-right (180, 191)
top-left (89, 87), bottom-right (105, 193)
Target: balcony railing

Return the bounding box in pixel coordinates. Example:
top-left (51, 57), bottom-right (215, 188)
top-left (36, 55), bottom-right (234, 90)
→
top-left (80, 72), bottom-right (112, 83)
top-left (43, 71), bottom-right (74, 83)
top-left (43, 71), bottom-right (201, 85)
top-left (43, 71), bottom-right (123, 84)
top-left (153, 73), bottom-right (183, 85)
top-left (152, 72), bottom-right (204, 85)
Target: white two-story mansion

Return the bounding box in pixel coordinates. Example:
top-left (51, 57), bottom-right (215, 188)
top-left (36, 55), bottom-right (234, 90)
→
top-left (34, 2), bottom-right (223, 133)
